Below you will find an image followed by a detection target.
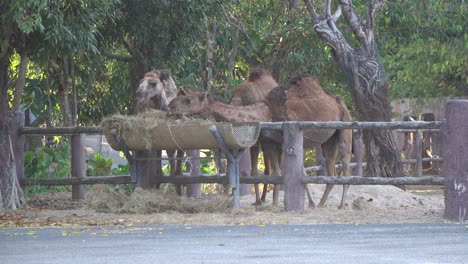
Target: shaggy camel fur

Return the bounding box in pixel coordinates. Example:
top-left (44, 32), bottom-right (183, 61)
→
top-left (135, 70), bottom-right (183, 192)
top-left (230, 68), bottom-right (280, 204)
top-left (169, 73), bottom-right (353, 208)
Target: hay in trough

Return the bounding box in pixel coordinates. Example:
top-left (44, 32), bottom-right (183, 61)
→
top-left (101, 110), bottom-right (216, 132)
top-left (87, 186), bottom-right (232, 214)
top-left (101, 110), bottom-right (260, 151)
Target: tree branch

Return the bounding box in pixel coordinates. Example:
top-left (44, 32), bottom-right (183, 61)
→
top-left (338, 0), bottom-right (367, 46)
top-left (101, 50), bottom-right (132, 62)
top-left (303, 0), bottom-right (319, 22)
top-left (222, 10), bottom-right (264, 62)
top-left (332, 6), bottom-right (342, 22)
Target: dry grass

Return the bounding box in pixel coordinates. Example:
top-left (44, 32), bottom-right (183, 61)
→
top-left (87, 185), bottom-right (232, 214)
top-left (101, 110), bottom-right (215, 131)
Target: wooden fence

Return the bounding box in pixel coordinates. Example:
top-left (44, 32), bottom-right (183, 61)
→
top-left (11, 100), bottom-right (468, 221)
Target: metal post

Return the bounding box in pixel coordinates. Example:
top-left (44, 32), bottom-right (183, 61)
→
top-left (109, 129), bottom-right (137, 186)
top-left (209, 125), bottom-right (244, 209)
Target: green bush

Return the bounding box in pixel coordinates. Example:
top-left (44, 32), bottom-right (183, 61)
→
top-left (24, 143), bottom-right (71, 195)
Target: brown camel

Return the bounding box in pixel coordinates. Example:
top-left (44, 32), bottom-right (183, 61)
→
top-left (230, 68), bottom-right (280, 205)
top-left (135, 70), bottom-right (184, 192)
top-left (168, 73), bottom-right (353, 208)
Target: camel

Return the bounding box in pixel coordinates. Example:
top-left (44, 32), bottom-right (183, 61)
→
top-left (168, 73), bottom-right (352, 209)
top-left (135, 70), bottom-right (184, 192)
top-left (136, 70), bottom-right (178, 112)
top-left (230, 68), bottom-right (280, 205)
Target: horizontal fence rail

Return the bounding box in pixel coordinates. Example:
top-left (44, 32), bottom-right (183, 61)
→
top-left (301, 176), bottom-right (445, 185)
top-left (259, 121), bottom-right (443, 130)
top-left (20, 174), bottom-right (445, 186)
top-left (20, 126), bottom-right (103, 135)
top-left (18, 121), bottom-right (444, 136)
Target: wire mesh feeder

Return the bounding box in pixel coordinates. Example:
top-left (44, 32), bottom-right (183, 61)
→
top-left (102, 114), bottom-right (260, 151)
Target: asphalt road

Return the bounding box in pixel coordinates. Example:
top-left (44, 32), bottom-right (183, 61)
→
top-left (1, 223), bottom-right (467, 264)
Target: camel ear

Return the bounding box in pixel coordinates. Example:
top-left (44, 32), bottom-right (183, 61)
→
top-left (198, 92), bottom-right (208, 101)
top-left (178, 86), bottom-right (187, 96)
top-left (159, 69), bottom-right (171, 81)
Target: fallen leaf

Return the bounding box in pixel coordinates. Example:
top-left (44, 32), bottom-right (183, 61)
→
top-left (27, 230), bottom-right (37, 236)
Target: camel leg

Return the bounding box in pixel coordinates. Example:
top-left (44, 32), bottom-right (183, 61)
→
top-left (303, 167), bottom-right (316, 208)
top-left (174, 150), bottom-right (184, 196)
top-left (318, 136), bottom-right (339, 208)
top-left (165, 150), bottom-right (184, 195)
top-left (250, 145), bottom-right (262, 205)
top-left (338, 128), bottom-right (352, 209)
top-left (261, 184), bottom-right (268, 202)
top-left (258, 144), bottom-right (269, 203)
top-left (338, 184), bottom-right (350, 209)
top-left (262, 143), bottom-right (281, 206)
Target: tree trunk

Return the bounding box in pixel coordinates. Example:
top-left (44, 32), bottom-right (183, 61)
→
top-left (0, 48), bottom-right (25, 211)
top-left (12, 53), bottom-right (29, 111)
top-left (49, 59), bottom-right (73, 126)
top-left (303, 0), bottom-right (403, 177)
top-left (338, 48), bottom-right (402, 177)
top-left (226, 29), bottom-right (239, 101)
top-left (204, 20), bottom-right (215, 92)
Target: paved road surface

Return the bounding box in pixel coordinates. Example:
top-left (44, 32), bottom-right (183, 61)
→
top-left (1, 223), bottom-right (467, 264)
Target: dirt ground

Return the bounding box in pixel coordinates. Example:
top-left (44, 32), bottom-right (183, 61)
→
top-left (0, 184), bottom-right (450, 227)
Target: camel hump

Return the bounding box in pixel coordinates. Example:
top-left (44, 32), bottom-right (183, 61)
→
top-left (288, 72), bottom-right (314, 86)
top-left (248, 67), bottom-right (272, 82)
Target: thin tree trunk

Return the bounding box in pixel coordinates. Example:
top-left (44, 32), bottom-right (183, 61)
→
top-left (12, 53), bottom-right (29, 111)
top-left (226, 29), bottom-right (239, 100)
top-left (70, 56), bottom-right (78, 126)
top-left (204, 19), bottom-right (215, 92)
top-left (0, 43), bottom-right (24, 211)
top-left (49, 59), bottom-right (73, 126)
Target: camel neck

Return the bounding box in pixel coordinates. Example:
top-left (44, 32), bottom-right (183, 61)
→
top-left (205, 101), bottom-right (271, 122)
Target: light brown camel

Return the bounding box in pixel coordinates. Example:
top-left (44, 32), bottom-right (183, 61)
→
top-left (135, 70), bottom-right (184, 192)
top-left (168, 73), bottom-right (353, 208)
top-left (136, 70), bottom-right (178, 112)
top-left (230, 68), bottom-right (280, 205)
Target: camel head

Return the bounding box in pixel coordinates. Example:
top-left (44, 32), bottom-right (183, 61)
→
top-left (168, 91), bottom-right (212, 115)
top-left (135, 70), bottom-right (177, 113)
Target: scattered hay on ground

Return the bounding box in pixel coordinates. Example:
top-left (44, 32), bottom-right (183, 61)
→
top-left (87, 185), bottom-right (129, 211)
top-left (86, 186), bottom-right (232, 214)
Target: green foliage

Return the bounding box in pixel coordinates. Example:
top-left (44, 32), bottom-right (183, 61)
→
top-left (86, 153), bottom-right (113, 176)
top-left (200, 150), bottom-right (218, 174)
top-left (379, 0), bottom-right (467, 98)
top-left (5, 0), bottom-right (466, 128)
top-left (24, 142), bottom-right (71, 195)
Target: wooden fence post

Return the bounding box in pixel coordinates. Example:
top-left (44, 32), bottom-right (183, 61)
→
top-left (10, 112), bottom-right (25, 180)
top-left (71, 134), bottom-right (86, 200)
top-left (186, 150), bottom-right (201, 198)
top-left (443, 100), bottom-right (468, 221)
top-left (283, 122), bottom-right (304, 211)
top-left (414, 129), bottom-right (423, 177)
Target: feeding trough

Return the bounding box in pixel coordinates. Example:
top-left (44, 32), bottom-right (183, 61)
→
top-left (101, 111), bottom-right (260, 151)
top-left (101, 111), bottom-right (260, 209)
